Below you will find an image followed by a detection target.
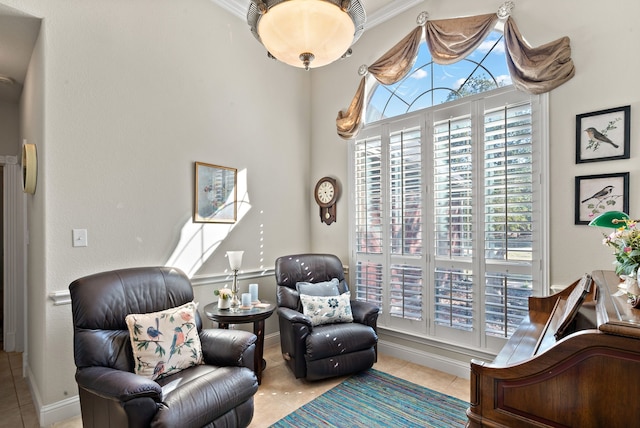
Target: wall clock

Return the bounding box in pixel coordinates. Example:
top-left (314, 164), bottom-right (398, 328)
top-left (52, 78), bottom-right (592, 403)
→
top-left (22, 143), bottom-right (37, 194)
top-left (314, 176), bottom-right (339, 225)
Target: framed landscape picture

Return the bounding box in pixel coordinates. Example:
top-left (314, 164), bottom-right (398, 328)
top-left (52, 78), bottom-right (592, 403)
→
top-left (193, 162), bottom-right (237, 223)
top-left (574, 172), bottom-right (629, 225)
top-left (576, 105), bottom-right (630, 163)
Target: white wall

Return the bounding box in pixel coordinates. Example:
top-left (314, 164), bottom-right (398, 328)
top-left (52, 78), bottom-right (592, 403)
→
top-left (4, 0), bottom-right (313, 416)
top-left (310, 0), bottom-right (640, 288)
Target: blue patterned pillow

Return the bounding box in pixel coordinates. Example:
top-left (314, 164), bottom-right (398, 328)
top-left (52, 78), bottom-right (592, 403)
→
top-left (125, 301), bottom-right (203, 380)
top-left (299, 291), bottom-right (353, 326)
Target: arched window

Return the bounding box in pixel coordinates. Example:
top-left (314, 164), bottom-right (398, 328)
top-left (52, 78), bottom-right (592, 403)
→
top-left (366, 30), bottom-right (511, 123)
top-left (350, 27), bottom-right (548, 352)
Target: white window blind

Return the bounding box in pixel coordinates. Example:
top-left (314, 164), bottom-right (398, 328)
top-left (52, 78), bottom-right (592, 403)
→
top-left (387, 127), bottom-right (424, 321)
top-left (483, 102), bottom-right (534, 338)
top-left (433, 116), bottom-right (474, 258)
top-left (354, 136), bottom-right (384, 307)
top-left (432, 115), bottom-right (475, 332)
top-left (351, 88), bottom-right (543, 351)
top-left (389, 128), bottom-right (422, 256)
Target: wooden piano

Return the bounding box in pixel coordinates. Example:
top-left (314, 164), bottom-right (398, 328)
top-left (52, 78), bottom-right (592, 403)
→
top-left (467, 270), bottom-right (640, 428)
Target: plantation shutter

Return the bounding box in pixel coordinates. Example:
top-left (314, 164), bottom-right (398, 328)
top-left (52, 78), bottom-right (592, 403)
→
top-left (483, 102), bottom-right (534, 337)
top-left (354, 136), bottom-right (384, 307)
top-left (350, 87), bottom-right (543, 351)
top-left (389, 127), bottom-right (423, 321)
top-left (433, 115), bottom-right (474, 331)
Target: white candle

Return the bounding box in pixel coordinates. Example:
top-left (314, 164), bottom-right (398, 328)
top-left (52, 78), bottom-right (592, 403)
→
top-left (241, 293), bottom-right (251, 307)
top-left (249, 283), bottom-right (259, 302)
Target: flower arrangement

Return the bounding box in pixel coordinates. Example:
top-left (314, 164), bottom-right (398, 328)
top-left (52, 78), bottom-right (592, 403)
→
top-left (214, 287), bottom-right (232, 300)
top-left (602, 219), bottom-right (640, 277)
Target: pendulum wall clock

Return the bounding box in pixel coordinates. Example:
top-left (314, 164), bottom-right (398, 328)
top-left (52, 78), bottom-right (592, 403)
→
top-left (314, 176), bottom-right (339, 225)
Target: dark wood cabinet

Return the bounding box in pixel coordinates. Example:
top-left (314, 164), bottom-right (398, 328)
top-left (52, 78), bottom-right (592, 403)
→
top-left (467, 270), bottom-right (640, 428)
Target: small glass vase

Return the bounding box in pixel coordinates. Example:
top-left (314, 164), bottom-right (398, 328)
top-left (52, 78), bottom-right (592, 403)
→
top-left (631, 270), bottom-right (640, 308)
top-left (624, 271), bottom-right (640, 308)
top-left (230, 269), bottom-right (240, 312)
top-left (230, 291), bottom-right (240, 311)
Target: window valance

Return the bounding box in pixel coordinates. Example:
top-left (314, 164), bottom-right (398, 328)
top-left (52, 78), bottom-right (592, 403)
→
top-left (336, 3), bottom-right (575, 139)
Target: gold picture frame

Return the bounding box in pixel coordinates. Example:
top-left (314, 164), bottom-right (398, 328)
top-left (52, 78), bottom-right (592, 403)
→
top-left (193, 162), bottom-right (237, 223)
top-left (22, 143), bottom-right (37, 194)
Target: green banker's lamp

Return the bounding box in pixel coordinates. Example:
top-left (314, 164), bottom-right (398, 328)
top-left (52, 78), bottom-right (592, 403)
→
top-left (588, 211), bottom-right (632, 229)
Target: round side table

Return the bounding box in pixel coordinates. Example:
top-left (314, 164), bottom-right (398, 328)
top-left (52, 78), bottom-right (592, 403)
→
top-left (203, 302), bottom-right (275, 384)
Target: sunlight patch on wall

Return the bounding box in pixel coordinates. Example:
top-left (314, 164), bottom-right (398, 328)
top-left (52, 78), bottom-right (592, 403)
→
top-left (165, 169), bottom-right (250, 277)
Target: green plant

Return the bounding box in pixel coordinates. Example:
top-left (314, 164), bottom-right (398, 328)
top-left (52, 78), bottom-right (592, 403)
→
top-left (602, 219), bottom-right (640, 276)
top-left (214, 288), bottom-right (232, 300)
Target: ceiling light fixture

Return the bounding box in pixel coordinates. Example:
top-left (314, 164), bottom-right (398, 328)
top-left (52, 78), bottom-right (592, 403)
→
top-left (247, 0), bottom-right (366, 70)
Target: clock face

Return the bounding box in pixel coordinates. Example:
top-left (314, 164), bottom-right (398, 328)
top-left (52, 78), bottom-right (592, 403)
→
top-left (317, 181), bottom-right (335, 204)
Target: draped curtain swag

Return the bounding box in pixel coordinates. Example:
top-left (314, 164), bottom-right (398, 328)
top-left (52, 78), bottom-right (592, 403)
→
top-left (336, 8), bottom-right (575, 139)
top-left (503, 18), bottom-right (575, 95)
top-left (336, 26), bottom-right (422, 139)
top-left (425, 13), bottom-right (497, 65)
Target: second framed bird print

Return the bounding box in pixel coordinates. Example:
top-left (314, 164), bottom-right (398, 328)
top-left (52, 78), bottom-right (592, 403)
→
top-left (575, 172), bottom-right (629, 225)
top-left (576, 105), bottom-right (630, 163)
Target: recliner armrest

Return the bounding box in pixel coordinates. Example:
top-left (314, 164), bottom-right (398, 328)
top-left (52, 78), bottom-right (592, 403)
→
top-left (200, 328), bottom-right (257, 368)
top-left (351, 300), bottom-right (380, 329)
top-left (76, 366), bottom-right (162, 403)
top-left (277, 307), bottom-right (313, 328)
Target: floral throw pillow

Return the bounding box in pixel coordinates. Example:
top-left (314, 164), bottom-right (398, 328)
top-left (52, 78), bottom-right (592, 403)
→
top-left (299, 291), bottom-right (353, 326)
top-left (125, 301), bottom-right (203, 380)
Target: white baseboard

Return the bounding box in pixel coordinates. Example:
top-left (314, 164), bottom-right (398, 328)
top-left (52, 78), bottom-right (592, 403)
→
top-left (25, 360), bottom-right (81, 427)
top-left (40, 396), bottom-right (81, 427)
top-left (377, 340), bottom-right (471, 380)
top-left (4, 331), bottom-right (15, 352)
top-left (264, 331), bottom-right (470, 379)
top-left (263, 331), bottom-right (281, 349)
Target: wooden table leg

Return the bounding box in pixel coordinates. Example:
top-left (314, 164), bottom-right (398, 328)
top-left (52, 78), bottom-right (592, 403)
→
top-left (253, 319), bottom-right (266, 384)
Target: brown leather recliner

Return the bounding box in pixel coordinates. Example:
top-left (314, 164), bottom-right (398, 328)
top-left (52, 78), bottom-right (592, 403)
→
top-left (275, 254), bottom-right (379, 381)
top-left (69, 266), bottom-right (258, 428)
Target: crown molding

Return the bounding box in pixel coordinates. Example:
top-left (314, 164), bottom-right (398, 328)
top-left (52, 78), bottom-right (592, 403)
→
top-left (212, 0), bottom-right (248, 20)
top-left (212, 0), bottom-right (424, 30)
top-left (364, 0), bottom-right (423, 29)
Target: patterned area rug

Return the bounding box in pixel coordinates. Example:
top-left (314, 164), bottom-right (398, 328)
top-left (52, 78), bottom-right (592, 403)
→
top-left (270, 368), bottom-right (468, 428)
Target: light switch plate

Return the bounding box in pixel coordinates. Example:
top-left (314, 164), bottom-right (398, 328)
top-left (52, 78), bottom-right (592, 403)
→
top-left (72, 229), bottom-right (88, 247)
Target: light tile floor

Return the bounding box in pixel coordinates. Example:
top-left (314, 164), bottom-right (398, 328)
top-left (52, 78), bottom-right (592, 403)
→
top-left (0, 349), bottom-right (39, 428)
top-left (248, 345), bottom-right (469, 428)
top-left (2, 344), bottom-right (469, 427)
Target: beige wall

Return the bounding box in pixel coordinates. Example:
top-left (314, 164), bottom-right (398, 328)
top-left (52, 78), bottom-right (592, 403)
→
top-left (2, 0), bottom-right (639, 422)
top-left (4, 0), bottom-right (313, 412)
top-left (310, 0), bottom-right (640, 288)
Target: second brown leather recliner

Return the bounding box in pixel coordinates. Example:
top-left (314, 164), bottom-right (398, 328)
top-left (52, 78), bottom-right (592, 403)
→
top-left (275, 253), bottom-right (379, 381)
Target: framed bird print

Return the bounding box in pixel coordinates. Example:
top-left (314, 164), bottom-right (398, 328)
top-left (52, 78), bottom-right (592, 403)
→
top-left (576, 105), bottom-right (630, 163)
top-left (575, 172), bottom-right (629, 225)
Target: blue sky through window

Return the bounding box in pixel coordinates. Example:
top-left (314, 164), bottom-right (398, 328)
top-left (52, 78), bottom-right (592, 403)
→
top-left (366, 31), bottom-right (512, 123)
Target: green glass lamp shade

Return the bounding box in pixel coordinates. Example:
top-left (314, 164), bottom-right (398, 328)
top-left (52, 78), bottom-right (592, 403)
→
top-left (588, 211), bottom-right (630, 228)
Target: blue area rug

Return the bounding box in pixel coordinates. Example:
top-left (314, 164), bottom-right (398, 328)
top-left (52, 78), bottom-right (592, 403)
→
top-left (270, 368), bottom-right (468, 428)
